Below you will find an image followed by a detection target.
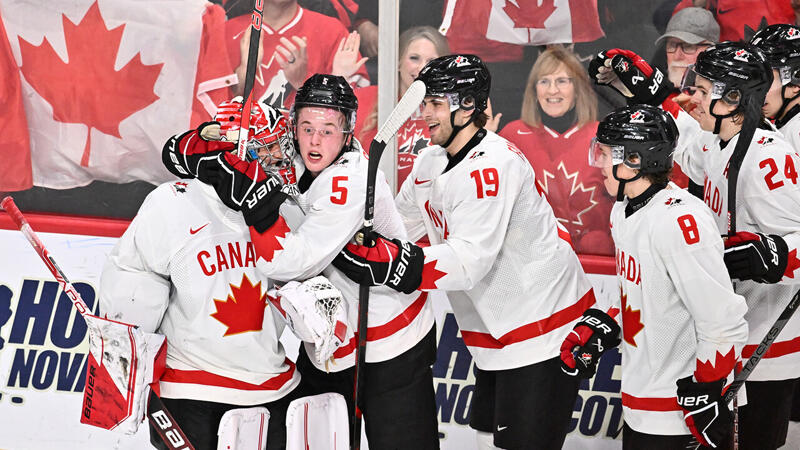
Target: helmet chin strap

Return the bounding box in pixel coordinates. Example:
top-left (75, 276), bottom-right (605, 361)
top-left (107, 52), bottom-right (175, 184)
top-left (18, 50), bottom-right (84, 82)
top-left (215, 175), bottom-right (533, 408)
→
top-left (709, 98), bottom-right (741, 134)
top-left (776, 84), bottom-right (800, 121)
top-left (442, 107), bottom-right (477, 148)
top-left (612, 165), bottom-right (643, 201)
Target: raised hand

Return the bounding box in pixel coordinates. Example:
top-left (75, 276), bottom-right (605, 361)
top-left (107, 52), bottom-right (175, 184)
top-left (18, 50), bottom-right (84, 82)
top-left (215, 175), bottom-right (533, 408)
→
top-left (332, 31), bottom-right (369, 79)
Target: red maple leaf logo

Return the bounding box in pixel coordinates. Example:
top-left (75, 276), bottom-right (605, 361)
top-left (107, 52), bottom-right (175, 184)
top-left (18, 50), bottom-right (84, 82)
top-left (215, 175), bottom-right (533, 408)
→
top-left (419, 260), bottom-right (447, 290)
top-left (250, 216), bottom-right (291, 262)
top-left (18, 2), bottom-right (163, 167)
top-left (504, 0), bottom-right (557, 29)
top-left (784, 248), bottom-right (800, 279)
top-left (695, 347), bottom-right (737, 383)
top-left (211, 274), bottom-right (268, 336)
top-left (539, 162), bottom-right (598, 227)
top-left (620, 287), bottom-right (644, 347)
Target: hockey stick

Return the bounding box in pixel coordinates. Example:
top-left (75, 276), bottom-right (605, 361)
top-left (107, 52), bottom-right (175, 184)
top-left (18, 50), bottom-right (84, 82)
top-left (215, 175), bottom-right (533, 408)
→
top-left (0, 197), bottom-right (194, 450)
top-left (350, 80), bottom-right (426, 450)
top-left (235, 0), bottom-right (265, 160)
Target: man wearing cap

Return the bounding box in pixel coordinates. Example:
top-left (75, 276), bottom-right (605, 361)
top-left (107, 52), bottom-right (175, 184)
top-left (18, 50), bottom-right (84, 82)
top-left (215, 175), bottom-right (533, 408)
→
top-left (656, 7), bottom-right (720, 87)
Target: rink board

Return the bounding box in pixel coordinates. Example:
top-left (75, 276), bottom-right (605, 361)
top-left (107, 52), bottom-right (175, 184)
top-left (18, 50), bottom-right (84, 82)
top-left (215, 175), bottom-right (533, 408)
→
top-left (0, 220), bottom-right (622, 450)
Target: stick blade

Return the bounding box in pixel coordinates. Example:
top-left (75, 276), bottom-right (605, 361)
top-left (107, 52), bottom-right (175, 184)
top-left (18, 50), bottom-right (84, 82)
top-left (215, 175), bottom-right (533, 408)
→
top-left (374, 80), bottom-right (426, 144)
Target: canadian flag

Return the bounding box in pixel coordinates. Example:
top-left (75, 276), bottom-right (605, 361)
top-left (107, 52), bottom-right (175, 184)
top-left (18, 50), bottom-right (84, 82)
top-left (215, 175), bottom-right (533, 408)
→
top-left (0, 0), bottom-right (235, 190)
top-left (486, 0), bottom-right (604, 45)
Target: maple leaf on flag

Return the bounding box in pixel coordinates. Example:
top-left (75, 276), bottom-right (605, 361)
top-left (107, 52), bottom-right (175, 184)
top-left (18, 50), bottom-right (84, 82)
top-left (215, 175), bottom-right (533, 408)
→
top-left (18, 2), bottom-right (163, 167)
top-left (503, 0), bottom-right (557, 29)
top-left (211, 274), bottom-right (268, 336)
top-left (620, 288), bottom-right (644, 347)
top-left (695, 347), bottom-right (737, 383)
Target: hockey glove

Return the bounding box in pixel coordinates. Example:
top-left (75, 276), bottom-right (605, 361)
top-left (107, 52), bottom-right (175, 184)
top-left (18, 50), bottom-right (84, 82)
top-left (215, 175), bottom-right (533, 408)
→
top-left (197, 152), bottom-right (288, 232)
top-left (589, 49), bottom-right (673, 106)
top-left (676, 376), bottom-right (733, 448)
top-left (724, 231), bottom-right (789, 284)
top-left (333, 232), bottom-right (424, 294)
top-left (162, 122), bottom-right (234, 179)
top-left (560, 308), bottom-right (621, 378)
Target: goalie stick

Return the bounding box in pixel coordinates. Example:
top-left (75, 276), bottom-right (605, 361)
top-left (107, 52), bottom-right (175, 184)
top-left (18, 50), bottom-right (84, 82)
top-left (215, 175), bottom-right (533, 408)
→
top-left (235, 0), bottom-right (265, 160)
top-left (350, 80), bottom-right (426, 450)
top-left (0, 197), bottom-right (194, 450)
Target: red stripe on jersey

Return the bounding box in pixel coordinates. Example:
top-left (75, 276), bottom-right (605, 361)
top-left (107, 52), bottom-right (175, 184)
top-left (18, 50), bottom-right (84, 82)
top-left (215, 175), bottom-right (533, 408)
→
top-left (333, 292), bottom-right (429, 358)
top-left (742, 335), bottom-right (800, 359)
top-left (621, 392), bottom-right (681, 411)
top-left (161, 358), bottom-right (296, 391)
top-left (460, 289), bottom-right (596, 349)
top-left (557, 226), bottom-right (572, 246)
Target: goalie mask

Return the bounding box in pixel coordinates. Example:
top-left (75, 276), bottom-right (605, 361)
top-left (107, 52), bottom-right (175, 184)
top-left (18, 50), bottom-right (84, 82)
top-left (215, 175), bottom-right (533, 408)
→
top-left (214, 97), bottom-right (295, 172)
top-left (589, 104), bottom-right (679, 201)
top-left (416, 54), bottom-right (491, 147)
top-left (750, 24), bottom-right (800, 120)
top-left (679, 42), bottom-right (773, 133)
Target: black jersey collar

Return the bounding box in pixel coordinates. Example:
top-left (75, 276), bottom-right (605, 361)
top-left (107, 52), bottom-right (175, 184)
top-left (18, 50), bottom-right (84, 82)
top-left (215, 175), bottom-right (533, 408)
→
top-left (443, 128), bottom-right (487, 173)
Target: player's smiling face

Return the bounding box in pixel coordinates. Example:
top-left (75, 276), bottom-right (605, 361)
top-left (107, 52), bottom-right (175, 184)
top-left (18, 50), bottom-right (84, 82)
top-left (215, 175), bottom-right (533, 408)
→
top-left (687, 75), bottom-right (737, 133)
top-left (296, 107), bottom-right (347, 176)
top-left (422, 95), bottom-right (455, 146)
top-left (536, 64), bottom-right (575, 118)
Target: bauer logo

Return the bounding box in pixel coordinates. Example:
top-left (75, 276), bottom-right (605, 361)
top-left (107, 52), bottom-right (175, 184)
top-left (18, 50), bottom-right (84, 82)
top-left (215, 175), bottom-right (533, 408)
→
top-left (0, 279), bottom-right (98, 398)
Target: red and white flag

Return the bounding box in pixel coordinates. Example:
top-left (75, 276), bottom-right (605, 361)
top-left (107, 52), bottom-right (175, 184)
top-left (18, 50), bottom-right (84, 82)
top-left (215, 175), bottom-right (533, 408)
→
top-left (0, 0), bottom-right (235, 190)
top-left (485, 0), bottom-right (604, 45)
top-left (0, 10), bottom-right (31, 191)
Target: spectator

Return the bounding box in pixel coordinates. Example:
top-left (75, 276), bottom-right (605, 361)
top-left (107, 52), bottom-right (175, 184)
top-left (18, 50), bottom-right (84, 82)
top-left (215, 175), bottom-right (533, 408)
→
top-left (655, 7), bottom-right (719, 87)
top-left (224, 0), bottom-right (368, 114)
top-left (498, 46), bottom-right (614, 256)
top-left (672, 0), bottom-right (794, 42)
top-left (353, 26), bottom-right (450, 190)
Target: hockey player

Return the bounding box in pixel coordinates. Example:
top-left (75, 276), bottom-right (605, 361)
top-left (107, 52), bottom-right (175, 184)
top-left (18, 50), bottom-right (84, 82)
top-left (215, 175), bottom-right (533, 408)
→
top-left (584, 104), bottom-right (748, 449)
top-left (185, 74), bottom-right (439, 450)
top-left (590, 41), bottom-right (800, 450)
top-left (332, 54), bottom-right (617, 450)
top-left (101, 102), bottom-right (305, 449)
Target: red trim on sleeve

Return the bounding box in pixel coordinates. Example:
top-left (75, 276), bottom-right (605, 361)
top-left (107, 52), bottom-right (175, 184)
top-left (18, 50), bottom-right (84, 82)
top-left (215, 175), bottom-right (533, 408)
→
top-left (460, 289), bottom-right (596, 349)
top-left (743, 336), bottom-right (800, 360)
top-left (161, 358), bottom-right (296, 391)
top-left (621, 392), bottom-right (681, 412)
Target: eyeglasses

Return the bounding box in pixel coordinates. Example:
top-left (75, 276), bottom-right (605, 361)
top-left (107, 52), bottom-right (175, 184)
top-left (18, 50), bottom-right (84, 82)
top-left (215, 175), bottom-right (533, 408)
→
top-left (536, 77), bottom-right (573, 89)
top-left (297, 126), bottom-right (347, 139)
top-left (665, 40), bottom-right (711, 55)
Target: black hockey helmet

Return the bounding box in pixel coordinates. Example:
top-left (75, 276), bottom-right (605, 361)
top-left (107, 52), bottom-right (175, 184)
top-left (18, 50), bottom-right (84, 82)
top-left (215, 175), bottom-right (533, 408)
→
top-left (417, 54), bottom-right (491, 113)
top-left (751, 24), bottom-right (800, 120)
top-left (590, 105), bottom-right (678, 200)
top-left (680, 41), bottom-right (773, 132)
top-left (292, 74), bottom-right (358, 132)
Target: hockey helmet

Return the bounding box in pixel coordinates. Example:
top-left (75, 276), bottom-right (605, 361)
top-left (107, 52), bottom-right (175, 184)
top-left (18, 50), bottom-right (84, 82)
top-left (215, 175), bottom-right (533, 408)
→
top-left (416, 54), bottom-right (491, 113)
top-left (291, 74), bottom-right (358, 133)
top-left (214, 97), bottom-right (294, 169)
top-left (751, 24), bottom-right (800, 87)
top-left (590, 104), bottom-right (678, 174)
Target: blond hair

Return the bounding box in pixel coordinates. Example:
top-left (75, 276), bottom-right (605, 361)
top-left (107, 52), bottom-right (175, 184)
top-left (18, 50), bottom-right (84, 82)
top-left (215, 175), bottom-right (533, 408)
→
top-left (359, 26), bottom-right (450, 141)
top-left (521, 46), bottom-right (597, 128)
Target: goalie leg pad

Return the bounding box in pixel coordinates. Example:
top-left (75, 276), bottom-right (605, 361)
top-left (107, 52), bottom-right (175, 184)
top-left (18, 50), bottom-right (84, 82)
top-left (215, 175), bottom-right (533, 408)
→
top-left (81, 314), bottom-right (166, 434)
top-left (285, 393), bottom-right (349, 450)
top-left (217, 406), bottom-right (270, 450)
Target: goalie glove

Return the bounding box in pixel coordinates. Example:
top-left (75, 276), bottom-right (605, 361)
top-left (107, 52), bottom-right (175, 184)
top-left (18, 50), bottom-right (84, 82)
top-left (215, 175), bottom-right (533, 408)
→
top-left (589, 49), bottom-right (673, 106)
top-left (272, 276), bottom-right (352, 367)
top-left (162, 122), bottom-right (234, 179)
top-left (197, 152), bottom-right (288, 232)
top-left (333, 232), bottom-right (424, 294)
top-left (724, 231), bottom-right (789, 284)
top-left (676, 376), bottom-right (733, 448)
top-left (560, 308), bottom-right (621, 378)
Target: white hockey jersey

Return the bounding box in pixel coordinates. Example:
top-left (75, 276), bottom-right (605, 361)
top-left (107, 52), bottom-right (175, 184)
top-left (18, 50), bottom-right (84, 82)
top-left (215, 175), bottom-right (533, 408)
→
top-left (396, 130), bottom-right (596, 371)
top-left (610, 184), bottom-right (748, 435)
top-left (100, 179), bottom-right (300, 405)
top-left (252, 150), bottom-right (435, 372)
top-left (672, 105), bottom-right (800, 381)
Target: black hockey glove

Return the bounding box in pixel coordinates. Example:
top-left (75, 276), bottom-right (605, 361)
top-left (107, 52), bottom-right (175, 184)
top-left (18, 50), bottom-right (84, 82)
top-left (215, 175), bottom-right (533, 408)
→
top-left (560, 308), bottom-right (621, 378)
top-left (676, 376), bottom-right (733, 448)
top-left (589, 49), bottom-right (673, 106)
top-left (162, 122), bottom-right (234, 179)
top-left (333, 232), bottom-right (424, 294)
top-left (197, 152), bottom-right (288, 232)
top-left (724, 231), bottom-right (789, 284)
